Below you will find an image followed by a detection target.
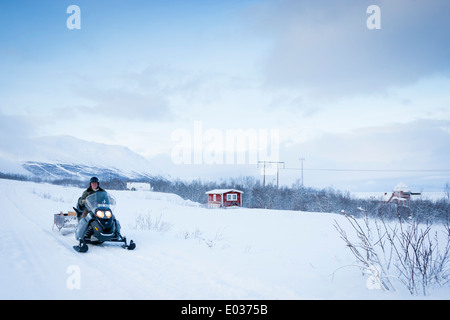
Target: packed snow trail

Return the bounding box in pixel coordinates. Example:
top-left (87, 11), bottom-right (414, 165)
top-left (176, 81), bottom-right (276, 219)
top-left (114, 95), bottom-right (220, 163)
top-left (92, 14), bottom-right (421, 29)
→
top-left (0, 182), bottom-right (74, 298)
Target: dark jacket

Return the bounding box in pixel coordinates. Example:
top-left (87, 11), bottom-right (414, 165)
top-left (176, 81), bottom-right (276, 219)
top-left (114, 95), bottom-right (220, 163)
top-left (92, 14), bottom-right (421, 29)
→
top-left (78, 186), bottom-right (105, 208)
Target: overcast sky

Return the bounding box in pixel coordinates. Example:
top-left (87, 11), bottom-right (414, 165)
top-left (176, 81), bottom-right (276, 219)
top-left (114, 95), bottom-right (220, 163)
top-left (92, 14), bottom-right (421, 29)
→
top-left (1, 0), bottom-right (449, 192)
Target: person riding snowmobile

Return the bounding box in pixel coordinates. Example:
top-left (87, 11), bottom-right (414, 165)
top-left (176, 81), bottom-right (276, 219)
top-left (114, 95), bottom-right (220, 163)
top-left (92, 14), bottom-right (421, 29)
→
top-left (73, 178), bottom-right (135, 252)
top-left (78, 177), bottom-right (104, 220)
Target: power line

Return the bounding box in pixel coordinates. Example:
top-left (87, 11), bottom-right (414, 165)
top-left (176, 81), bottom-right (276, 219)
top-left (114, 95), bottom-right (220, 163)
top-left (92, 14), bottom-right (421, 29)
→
top-left (258, 161), bottom-right (285, 187)
top-left (283, 168), bottom-right (450, 173)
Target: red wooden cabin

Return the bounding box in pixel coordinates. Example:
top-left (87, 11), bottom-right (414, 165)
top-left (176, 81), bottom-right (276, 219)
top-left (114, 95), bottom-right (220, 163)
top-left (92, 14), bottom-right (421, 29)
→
top-left (206, 189), bottom-right (243, 208)
top-left (383, 182), bottom-right (421, 206)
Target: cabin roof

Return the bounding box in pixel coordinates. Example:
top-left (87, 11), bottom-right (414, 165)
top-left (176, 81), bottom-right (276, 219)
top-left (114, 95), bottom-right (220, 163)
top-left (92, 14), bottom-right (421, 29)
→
top-left (205, 189), bottom-right (244, 195)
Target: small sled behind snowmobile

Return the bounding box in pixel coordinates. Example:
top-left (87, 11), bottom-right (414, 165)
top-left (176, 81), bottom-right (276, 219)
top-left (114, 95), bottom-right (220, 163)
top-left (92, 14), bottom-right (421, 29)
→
top-left (53, 211), bottom-right (77, 231)
top-left (73, 191), bottom-right (136, 253)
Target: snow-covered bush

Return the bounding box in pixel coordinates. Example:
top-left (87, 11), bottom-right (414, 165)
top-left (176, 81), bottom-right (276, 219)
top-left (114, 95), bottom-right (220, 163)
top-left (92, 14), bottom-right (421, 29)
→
top-left (134, 213), bottom-right (173, 232)
top-left (178, 227), bottom-right (228, 249)
top-left (335, 211), bottom-right (450, 295)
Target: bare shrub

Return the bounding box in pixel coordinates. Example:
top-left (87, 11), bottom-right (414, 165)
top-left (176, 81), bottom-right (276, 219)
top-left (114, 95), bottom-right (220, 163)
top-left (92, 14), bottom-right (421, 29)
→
top-left (335, 211), bottom-right (450, 295)
top-left (135, 213), bottom-right (173, 232)
top-left (178, 227), bottom-right (228, 249)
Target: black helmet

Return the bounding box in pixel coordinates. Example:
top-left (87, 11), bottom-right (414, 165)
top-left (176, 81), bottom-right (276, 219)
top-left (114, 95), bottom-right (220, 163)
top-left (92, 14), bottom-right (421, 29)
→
top-left (90, 177), bottom-right (99, 183)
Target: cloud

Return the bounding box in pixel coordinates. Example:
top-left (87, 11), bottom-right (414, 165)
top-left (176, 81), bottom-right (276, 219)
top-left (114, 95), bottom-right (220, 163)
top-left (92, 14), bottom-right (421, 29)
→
top-left (294, 119), bottom-right (450, 166)
top-left (124, 65), bottom-right (258, 106)
top-left (67, 65), bottom-right (259, 125)
top-left (250, 0), bottom-right (450, 98)
top-left (0, 113), bottom-right (37, 152)
top-left (74, 86), bottom-right (175, 122)
top-left (277, 119), bottom-right (450, 190)
top-left (0, 113), bottom-right (36, 171)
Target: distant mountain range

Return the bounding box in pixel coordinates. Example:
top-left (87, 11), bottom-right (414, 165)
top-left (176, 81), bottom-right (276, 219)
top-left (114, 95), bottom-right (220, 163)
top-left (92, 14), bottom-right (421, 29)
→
top-left (0, 135), bottom-right (159, 181)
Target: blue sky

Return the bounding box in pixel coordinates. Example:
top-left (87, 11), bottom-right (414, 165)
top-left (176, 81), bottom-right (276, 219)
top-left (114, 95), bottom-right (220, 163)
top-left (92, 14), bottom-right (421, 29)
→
top-left (1, 0), bottom-right (450, 192)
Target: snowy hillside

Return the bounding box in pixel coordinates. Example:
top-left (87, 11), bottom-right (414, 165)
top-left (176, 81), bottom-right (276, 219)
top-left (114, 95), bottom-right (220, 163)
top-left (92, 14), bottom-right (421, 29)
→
top-left (0, 178), bottom-right (448, 301)
top-left (0, 135), bottom-right (159, 180)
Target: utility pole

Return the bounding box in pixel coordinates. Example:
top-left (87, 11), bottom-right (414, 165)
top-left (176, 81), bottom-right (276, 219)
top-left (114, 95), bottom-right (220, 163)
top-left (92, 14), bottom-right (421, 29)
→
top-left (277, 162), bottom-right (279, 189)
top-left (258, 161), bottom-right (285, 188)
top-left (263, 161), bottom-right (265, 187)
top-left (299, 157), bottom-right (305, 187)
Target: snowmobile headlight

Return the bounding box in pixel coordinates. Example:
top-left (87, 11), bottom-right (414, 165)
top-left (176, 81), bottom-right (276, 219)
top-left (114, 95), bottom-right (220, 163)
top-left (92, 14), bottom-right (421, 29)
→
top-left (105, 210), bottom-right (112, 218)
top-left (96, 210), bottom-right (105, 218)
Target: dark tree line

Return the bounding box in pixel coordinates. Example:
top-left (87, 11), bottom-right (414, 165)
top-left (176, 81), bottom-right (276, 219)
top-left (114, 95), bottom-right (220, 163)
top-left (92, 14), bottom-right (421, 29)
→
top-left (148, 175), bottom-right (450, 223)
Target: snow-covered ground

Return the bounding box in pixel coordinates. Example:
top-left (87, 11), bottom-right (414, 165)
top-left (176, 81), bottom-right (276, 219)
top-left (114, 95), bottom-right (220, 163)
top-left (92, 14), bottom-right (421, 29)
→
top-left (0, 178), bottom-right (448, 300)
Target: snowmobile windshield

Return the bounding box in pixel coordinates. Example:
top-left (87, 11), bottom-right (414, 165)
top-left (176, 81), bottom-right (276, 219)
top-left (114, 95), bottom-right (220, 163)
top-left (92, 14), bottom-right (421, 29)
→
top-left (85, 191), bottom-right (116, 211)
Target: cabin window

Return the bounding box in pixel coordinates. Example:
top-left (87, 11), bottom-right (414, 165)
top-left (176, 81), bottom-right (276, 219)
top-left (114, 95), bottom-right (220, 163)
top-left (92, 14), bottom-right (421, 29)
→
top-left (213, 194), bottom-right (216, 201)
top-left (227, 194), bottom-right (237, 201)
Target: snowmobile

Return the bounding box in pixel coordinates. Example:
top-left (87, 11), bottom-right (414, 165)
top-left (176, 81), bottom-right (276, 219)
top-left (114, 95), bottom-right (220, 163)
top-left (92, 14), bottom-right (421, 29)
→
top-left (73, 191), bottom-right (136, 252)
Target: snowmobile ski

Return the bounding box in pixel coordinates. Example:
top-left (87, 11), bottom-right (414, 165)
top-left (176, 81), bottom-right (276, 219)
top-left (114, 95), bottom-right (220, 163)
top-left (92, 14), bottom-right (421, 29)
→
top-left (122, 239), bottom-right (136, 250)
top-left (73, 239), bottom-right (88, 253)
